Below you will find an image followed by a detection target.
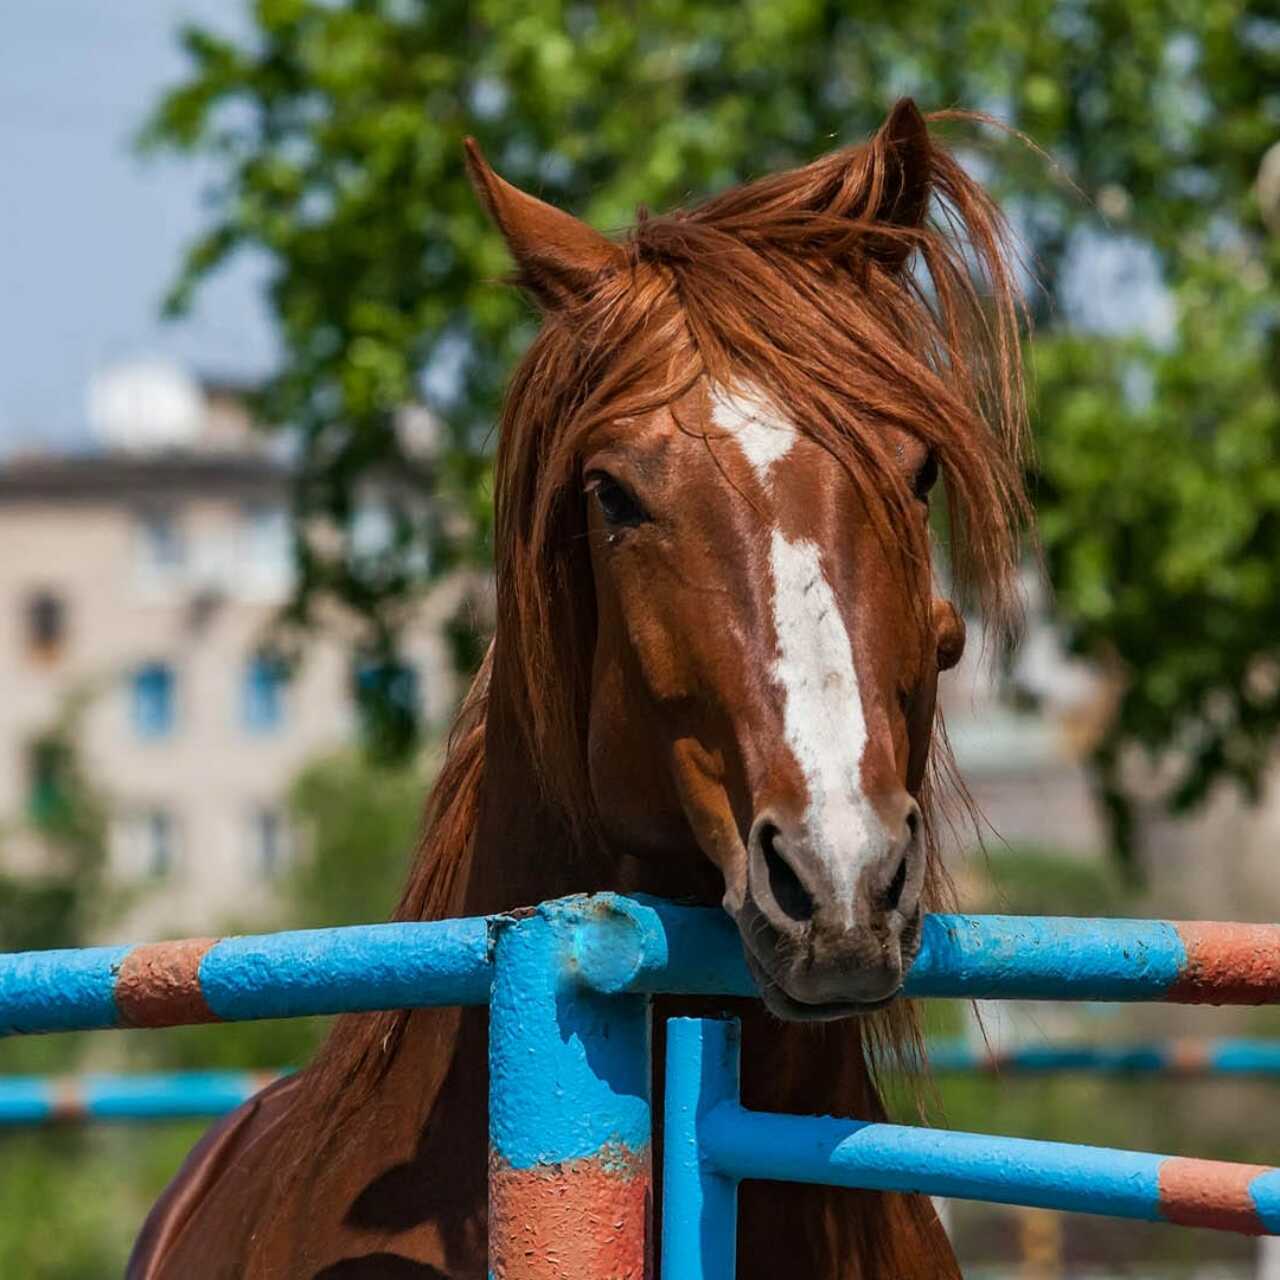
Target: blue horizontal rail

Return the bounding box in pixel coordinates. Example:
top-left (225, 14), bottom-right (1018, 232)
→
top-left (0, 1070), bottom-right (287, 1125)
top-left (3, 895), bottom-right (1279, 1036)
top-left (569, 898), bottom-right (1280, 1005)
top-left (927, 1038), bottom-right (1280, 1077)
top-left (5, 1037), bottom-right (1277, 1128)
top-left (663, 1018), bottom-right (1280, 1277)
top-left (702, 1102), bottom-right (1280, 1224)
top-left (0, 917), bottom-right (492, 1035)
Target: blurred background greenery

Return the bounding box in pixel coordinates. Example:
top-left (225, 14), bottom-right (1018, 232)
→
top-left (137, 0), bottom-right (1280, 874)
top-left (3, 0), bottom-right (1280, 1275)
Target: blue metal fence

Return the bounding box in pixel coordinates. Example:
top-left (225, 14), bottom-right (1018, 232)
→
top-left (0, 1070), bottom-right (285, 1126)
top-left (2, 892), bottom-right (1278, 1276)
top-left (662, 1018), bottom-right (1280, 1278)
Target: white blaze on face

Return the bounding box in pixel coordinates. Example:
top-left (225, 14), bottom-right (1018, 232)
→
top-left (768, 532), bottom-right (883, 911)
top-left (710, 385), bottom-right (797, 483)
top-left (713, 382), bottom-right (881, 914)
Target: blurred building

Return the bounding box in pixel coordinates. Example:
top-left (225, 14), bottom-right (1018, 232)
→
top-left (0, 363), bottom-right (460, 938)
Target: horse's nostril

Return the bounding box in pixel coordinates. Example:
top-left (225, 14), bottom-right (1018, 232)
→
top-left (882, 853), bottom-right (909, 912)
top-left (905, 806), bottom-right (920, 843)
top-left (761, 823), bottom-right (815, 924)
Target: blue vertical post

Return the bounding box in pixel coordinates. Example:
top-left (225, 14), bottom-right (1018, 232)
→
top-left (488, 901), bottom-right (653, 1279)
top-left (662, 1017), bottom-right (741, 1280)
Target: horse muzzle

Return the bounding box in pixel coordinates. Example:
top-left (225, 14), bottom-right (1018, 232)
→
top-left (730, 794), bottom-right (925, 1021)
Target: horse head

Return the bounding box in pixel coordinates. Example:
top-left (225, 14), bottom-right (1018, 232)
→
top-left (467, 100), bottom-right (1026, 1021)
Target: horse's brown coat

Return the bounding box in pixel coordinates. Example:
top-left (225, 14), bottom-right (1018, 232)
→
top-left (129, 99), bottom-right (1028, 1278)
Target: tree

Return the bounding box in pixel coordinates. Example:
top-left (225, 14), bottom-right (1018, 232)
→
top-left (285, 747), bottom-right (429, 926)
top-left (144, 1), bottom-right (1280, 869)
top-left (1033, 254), bottom-right (1280, 873)
top-left (0, 692), bottom-right (110, 953)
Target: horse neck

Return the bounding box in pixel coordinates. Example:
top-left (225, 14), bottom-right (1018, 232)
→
top-left (458, 678), bottom-right (592, 916)
top-left (457, 649), bottom-right (720, 914)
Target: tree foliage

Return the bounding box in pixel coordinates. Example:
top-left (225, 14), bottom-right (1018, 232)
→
top-left (0, 693), bottom-right (110, 952)
top-left (143, 1), bottom-right (1280, 869)
top-left (285, 747), bottom-right (428, 926)
top-left (0, 750), bottom-right (431, 1278)
top-left (1034, 256), bottom-right (1280, 868)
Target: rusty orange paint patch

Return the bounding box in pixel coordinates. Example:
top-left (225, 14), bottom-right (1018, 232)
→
top-left (489, 1146), bottom-right (651, 1279)
top-left (1168, 1037), bottom-right (1210, 1075)
top-left (116, 939), bottom-right (220, 1028)
top-left (1169, 923), bottom-right (1280, 1005)
top-left (50, 1078), bottom-right (86, 1123)
top-left (1160, 1157), bottom-right (1272, 1233)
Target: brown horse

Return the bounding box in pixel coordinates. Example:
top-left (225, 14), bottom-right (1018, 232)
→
top-left (129, 99), bottom-right (1028, 1279)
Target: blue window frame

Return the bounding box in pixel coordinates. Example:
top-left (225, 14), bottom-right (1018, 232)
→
top-left (242, 654), bottom-right (287, 734)
top-left (132, 663), bottom-right (175, 740)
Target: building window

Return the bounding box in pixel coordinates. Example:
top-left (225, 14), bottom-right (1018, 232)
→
top-left (132, 662), bottom-right (176, 739)
top-left (26, 591), bottom-right (67, 662)
top-left (251, 807), bottom-right (290, 879)
top-left (136, 511), bottom-right (185, 574)
top-left (353, 659), bottom-right (420, 756)
top-left (143, 810), bottom-right (177, 878)
top-left (27, 741), bottom-right (69, 825)
top-left (116, 809), bottom-right (178, 879)
top-left (239, 503), bottom-right (293, 599)
top-left (242, 653), bottom-right (287, 734)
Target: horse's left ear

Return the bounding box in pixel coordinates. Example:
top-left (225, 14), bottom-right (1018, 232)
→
top-left (464, 138), bottom-right (626, 310)
top-left (864, 98), bottom-right (933, 271)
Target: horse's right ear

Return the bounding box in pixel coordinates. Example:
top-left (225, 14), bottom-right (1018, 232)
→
top-left (862, 98), bottom-right (933, 272)
top-left (464, 138), bottom-right (625, 310)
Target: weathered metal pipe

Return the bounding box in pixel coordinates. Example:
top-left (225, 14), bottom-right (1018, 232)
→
top-left (2, 896), bottom-right (1278, 1038)
top-left (488, 900), bottom-right (652, 1280)
top-left (8, 1036), bottom-right (1279, 1129)
top-left (927, 1038), bottom-right (1280, 1077)
top-left (573, 896), bottom-right (1280, 1006)
top-left (0, 918), bottom-right (492, 1035)
top-left (0, 1070), bottom-right (285, 1125)
top-left (663, 1017), bottom-right (1280, 1276)
top-left (661, 1015), bottom-right (740, 1280)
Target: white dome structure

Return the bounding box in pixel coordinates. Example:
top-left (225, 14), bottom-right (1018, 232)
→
top-left (87, 359), bottom-right (205, 452)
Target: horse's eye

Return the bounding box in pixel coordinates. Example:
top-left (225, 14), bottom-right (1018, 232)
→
top-left (586, 472), bottom-right (648, 528)
top-left (912, 450), bottom-right (939, 502)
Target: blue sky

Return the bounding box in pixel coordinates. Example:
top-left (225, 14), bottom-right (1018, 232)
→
top-left (0, 3), bottom-right (275, 452)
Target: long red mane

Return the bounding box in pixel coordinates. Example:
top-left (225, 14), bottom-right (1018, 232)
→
top-left (282, 108), bottom-right (1030, 1223)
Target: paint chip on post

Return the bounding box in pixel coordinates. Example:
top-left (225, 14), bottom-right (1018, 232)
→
top-left (488, 904), bottom-right (653, 1279)
top-left (116, 939), bottom-right (219, 1028)
top-left (1170, 923), bottom-right (1280, 1005)
top-left (1159, 1158), bottom-right (1277, 1234)
top-left (488, 1148), bottom-right (650, 1280)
